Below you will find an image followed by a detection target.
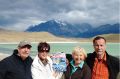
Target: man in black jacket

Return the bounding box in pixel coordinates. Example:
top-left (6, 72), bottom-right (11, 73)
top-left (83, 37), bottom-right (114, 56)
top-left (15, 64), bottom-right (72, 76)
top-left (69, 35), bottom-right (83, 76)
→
top-left (86, 36), bottom-right (119, 79)
top-left (0, 40), bottom-right (33, 79)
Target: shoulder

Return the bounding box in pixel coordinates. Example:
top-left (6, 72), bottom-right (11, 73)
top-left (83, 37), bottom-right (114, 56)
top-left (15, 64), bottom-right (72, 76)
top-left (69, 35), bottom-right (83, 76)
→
top-left (107, 54), bottom-right (119, 64)
top-left (83, 63), bottom-right (91, 71)
top-left (32, 55), bottom-right (39, 65)
top-left (0, 55), bottom-right (13, 63)
top-left (86, 53), bottom-right (95, 62)
top-left (107, 54), bottom-right (119, 73)
top-left (0, 55), bottom-right (14, 68)
top-left (82, 62), bottom-right (91, 78)
top-left (108, 55), bottom-right (119, 60)
top-left (87, 52), bottom-right (96, 57)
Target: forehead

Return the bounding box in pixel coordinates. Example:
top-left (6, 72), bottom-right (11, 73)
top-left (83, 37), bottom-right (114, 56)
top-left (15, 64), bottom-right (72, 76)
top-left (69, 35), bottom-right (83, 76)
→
top-left (73, 52), bottom-right (84, 56)
top-left (94, 39), bottom-right (106, 44)
top-left (42, 47), bottom-right (48, 50)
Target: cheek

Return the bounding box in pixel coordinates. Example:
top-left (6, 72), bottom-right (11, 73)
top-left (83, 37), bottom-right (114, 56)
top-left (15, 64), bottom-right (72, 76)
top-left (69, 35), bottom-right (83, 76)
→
top-left (103, 47), bottom-right (106, 50)
top-left (19, 50), bottom-right (24, 55)
top-left (81, 56), bottom-right (85, 60)
top-left (40, 53), bottom-right (47, 57)
top-left (73, 56), bottom-right (78, 59)
top-left (27, 49), bottom-right (30, 52)
top-left (94, 46), bottom-right (98, 49)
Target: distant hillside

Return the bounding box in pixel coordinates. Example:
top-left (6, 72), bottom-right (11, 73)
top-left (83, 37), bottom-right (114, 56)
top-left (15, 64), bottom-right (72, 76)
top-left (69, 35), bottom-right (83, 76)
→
top-left (94, 34), bottom-right (120, 42)
top-left (0, 30), bottom-right (119, 42)
top-left (83, 23), bottom-right (120, 37)
top-left (0, 28), bottom-right (11, 32)
top-left (26, 20), bottom-right (120, 38)
top-left (0, 31), bottom-right (77, 42)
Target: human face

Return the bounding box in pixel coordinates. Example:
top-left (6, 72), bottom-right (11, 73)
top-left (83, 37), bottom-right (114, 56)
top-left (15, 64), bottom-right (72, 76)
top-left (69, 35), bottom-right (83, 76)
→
top-left (18, 46), bottom-right (31, 60)
top-left (38, 51), bottom-right (48, 61)
top-left (93, 39), bottom-right (106, 58)
top-left (72, 52), bottom-right (85, 66)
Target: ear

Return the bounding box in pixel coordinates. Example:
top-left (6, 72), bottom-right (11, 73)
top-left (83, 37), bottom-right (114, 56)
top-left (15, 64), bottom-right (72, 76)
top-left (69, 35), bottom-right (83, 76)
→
top-left (17, 47), bottom-right (20, 51)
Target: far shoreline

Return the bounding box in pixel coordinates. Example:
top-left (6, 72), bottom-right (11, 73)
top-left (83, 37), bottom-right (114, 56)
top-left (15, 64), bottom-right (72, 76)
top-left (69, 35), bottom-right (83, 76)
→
top-left (0, 41), bottom-right (119, 44)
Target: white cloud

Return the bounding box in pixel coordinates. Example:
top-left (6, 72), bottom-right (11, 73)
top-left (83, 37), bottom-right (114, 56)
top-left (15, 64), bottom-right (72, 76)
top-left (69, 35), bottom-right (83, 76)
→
top-left (0, 0), bottom-right (119, 31)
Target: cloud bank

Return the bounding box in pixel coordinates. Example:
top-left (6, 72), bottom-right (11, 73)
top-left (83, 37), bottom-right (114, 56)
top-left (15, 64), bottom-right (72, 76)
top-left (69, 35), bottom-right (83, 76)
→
top-left (0, 0), bottom-right (119, 31)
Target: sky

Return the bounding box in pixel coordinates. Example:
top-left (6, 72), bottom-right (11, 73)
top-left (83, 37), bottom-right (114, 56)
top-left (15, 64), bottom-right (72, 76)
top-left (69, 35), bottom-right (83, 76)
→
top-left (0, 0), bottom-right (119, 31)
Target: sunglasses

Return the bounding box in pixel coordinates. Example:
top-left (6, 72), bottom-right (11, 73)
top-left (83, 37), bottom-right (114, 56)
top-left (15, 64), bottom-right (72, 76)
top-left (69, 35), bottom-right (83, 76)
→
top-left (40, 48), bottom-right (49, 52)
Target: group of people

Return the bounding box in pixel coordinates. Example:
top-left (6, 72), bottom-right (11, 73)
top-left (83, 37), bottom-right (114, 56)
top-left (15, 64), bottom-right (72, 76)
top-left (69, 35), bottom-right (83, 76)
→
top-left (0, 36), bottom-right (119, 79)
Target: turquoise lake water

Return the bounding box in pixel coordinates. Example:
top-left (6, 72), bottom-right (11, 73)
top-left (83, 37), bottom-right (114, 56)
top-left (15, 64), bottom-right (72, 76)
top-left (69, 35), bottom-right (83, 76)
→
top-left (0, 42), bottom-right (119, 57)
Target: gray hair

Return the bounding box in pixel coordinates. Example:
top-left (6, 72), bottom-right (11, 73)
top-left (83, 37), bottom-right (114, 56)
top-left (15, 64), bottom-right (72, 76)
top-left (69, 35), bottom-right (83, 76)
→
top-left (72, 46), bottom-right (87, 58)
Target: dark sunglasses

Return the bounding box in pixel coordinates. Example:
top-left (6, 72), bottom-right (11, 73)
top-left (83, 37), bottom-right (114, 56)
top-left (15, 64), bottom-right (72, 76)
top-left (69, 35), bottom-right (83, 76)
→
top-left (40, 50), bottom-right (49, 53)
top-left (39, 48), bottom-right (49, 52)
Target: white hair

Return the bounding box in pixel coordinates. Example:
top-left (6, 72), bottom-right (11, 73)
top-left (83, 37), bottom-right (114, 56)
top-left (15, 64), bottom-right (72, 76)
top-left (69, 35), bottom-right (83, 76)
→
top-left (72, 46), bottom-right (87, 58)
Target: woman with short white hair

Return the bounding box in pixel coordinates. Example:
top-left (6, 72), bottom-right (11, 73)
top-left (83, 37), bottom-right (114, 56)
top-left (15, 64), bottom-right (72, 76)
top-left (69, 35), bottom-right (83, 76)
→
top-left (64, 46), bottom-right (91, 79)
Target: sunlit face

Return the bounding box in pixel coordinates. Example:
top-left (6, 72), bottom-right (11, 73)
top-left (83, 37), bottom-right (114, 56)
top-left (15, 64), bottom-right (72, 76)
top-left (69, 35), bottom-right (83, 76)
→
top-left (18, 46), bottom-right (31, 60)
top-left (38, 51), bottom-right (48, 60)
top-left (72, 52), bottom-right (85, 65)
top-left (93, 39), bottom-right (106, 57)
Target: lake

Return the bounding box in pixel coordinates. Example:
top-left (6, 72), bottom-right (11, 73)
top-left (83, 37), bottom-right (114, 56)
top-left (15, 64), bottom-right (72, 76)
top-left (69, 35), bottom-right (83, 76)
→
top-left (0, 42), bottom-right (119, 57)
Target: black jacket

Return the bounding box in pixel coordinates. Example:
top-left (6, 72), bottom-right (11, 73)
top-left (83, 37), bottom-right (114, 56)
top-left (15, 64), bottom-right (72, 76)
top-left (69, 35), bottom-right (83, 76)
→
top-left (0, 49), bottom-right (33, 79)
top-left (64, 62), bottom-right (91, 79)
top-left (86, 52), bottom-right (119, 79)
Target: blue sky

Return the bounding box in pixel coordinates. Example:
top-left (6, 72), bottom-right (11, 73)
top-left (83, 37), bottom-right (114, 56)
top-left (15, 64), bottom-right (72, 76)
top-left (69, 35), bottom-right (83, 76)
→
top-left (0, 0), bottom-right (119, 31)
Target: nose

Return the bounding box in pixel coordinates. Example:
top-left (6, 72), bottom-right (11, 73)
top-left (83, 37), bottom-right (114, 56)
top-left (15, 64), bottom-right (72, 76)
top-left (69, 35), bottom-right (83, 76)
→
top-left (43, 51), bottom-right (47, 54)
top-left (99, 45), bottom-right (103, 49)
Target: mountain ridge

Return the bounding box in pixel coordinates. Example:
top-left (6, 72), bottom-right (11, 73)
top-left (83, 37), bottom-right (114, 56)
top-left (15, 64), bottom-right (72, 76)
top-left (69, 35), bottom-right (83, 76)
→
top-left (26, 20), bottom-right (120, 38)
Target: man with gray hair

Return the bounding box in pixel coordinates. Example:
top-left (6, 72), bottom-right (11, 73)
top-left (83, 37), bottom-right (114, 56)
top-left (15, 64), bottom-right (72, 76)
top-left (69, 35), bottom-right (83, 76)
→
top-left (86, 36), bottom-right (119, 79)
top-left (0, 40), bottom-right (33, 79)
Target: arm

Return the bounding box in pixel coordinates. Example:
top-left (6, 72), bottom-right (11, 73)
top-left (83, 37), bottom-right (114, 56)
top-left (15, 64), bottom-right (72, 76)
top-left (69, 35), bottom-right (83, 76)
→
top-left (31, 65), bottom-right (41, 79)
top-left (53, 71), bottom-right (63, 79)
top-left (0, 60), bottom-right (8, 79)
top-left (83, 64), bottom-right (91, 79)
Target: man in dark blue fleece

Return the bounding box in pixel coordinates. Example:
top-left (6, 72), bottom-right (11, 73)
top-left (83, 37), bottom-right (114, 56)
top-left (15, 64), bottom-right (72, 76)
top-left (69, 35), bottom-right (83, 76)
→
top-left (0, 40), bottom-right (33, 79)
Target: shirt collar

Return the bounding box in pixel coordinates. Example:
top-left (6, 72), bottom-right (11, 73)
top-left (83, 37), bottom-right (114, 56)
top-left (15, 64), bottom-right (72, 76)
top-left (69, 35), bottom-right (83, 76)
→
top-left (70, 60), bottom-right (84, 69)
top-left (70, 60), bottom-right (84, 75)
top-left (95, 53), bottom-right (107, 62)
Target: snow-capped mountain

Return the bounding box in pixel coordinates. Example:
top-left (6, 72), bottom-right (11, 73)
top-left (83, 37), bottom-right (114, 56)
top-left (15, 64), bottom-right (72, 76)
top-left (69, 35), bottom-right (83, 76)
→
top-left (26, 20), bottom-right (120, 38)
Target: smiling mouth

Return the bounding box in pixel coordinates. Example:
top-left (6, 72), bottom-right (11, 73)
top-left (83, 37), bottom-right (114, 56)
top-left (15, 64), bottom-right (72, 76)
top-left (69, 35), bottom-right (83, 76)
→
top-left (98, 50), bottom-right (102, 52)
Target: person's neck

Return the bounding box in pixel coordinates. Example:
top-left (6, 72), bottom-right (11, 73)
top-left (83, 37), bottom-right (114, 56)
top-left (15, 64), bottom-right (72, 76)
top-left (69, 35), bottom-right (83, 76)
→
top-left (40, 58), bottom-right (48, 66)
top-left (74, 63), bottom-right (79, 67)
top-left (97, 53), bottom-right (104, 60)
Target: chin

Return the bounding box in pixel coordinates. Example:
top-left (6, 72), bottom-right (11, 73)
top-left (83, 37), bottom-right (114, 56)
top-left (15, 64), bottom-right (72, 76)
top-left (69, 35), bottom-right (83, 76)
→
top-left (42, 57), bottom-right (47, 60)
top-left (97, 52), bottom-right (103, 55)
top-left (75, 61), bottom-right (81, 64)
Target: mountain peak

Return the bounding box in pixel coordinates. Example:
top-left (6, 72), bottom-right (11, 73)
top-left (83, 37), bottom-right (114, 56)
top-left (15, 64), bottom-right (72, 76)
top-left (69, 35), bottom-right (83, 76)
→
top-left (47, 19), bottom-right (67, 26)
top-left (26, 20), bottom-right (120, 38)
